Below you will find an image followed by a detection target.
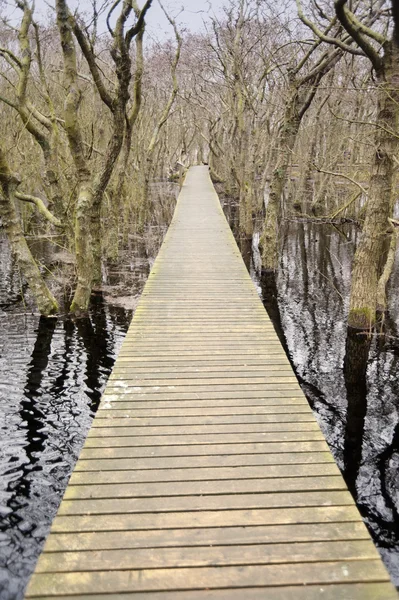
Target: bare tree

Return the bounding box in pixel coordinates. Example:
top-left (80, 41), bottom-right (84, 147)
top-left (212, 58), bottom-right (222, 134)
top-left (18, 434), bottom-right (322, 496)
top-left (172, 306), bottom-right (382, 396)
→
top-left (298, 0), bottom-right (399, 328)
top-left (56, 0), bottom-right (152, 312)
top-left (0, 143), bottom-right (58, 315)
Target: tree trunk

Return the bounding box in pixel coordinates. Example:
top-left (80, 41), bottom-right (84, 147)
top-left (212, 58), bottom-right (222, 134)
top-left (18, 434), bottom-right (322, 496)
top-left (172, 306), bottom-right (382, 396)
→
top-left (70, 183), bottom-right (94, 313)
top-left (348, 41), bottom-right (399, 328)
top-left (107, 124), bottom-right (134, 260)
top-left (238, 126), bottom-right (255, 240)
top-left (376, 224), bottom-right (399, 313)
top-left (0, 151), bottom-right (58, 316)
top-left (259, 105), bottom-right (301, 271)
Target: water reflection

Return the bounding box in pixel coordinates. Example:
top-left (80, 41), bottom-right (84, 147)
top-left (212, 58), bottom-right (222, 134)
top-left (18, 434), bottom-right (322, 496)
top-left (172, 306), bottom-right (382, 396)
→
top-left (342, 328), bottom-right (370, 498)
top-left (0, 300), bottom-right (132, 600)
top-left (262, 221), bottom-right (399, 584)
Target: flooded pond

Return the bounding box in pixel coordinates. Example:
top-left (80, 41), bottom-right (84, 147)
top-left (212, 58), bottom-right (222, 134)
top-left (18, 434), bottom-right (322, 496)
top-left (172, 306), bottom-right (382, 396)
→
top-left (1, 200), bottom-right (399, 596)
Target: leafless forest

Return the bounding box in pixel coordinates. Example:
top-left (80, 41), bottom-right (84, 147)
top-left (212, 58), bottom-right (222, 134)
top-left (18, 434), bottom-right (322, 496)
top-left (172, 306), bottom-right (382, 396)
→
top-left (0, 0), bottom-right (398, 329)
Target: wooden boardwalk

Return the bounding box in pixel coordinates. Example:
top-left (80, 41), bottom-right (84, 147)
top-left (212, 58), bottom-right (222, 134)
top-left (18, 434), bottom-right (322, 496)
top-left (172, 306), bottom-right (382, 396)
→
top-left (26, 166), bottom-right (397, 598)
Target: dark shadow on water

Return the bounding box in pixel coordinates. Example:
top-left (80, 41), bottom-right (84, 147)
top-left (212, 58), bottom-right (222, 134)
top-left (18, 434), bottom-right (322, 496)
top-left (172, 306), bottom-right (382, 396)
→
top-left (74, 292), bottom-right (114, 413)
top-left (1, 317), bottom-right (57, 555)
top-left (20, 317), bottom-right (57, 482)
top-left (260, 270), bottom-right (286, 350)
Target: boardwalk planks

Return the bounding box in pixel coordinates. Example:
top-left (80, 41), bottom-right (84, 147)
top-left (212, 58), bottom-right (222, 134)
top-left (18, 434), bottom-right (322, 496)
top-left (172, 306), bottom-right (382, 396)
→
top-left (25, 166), bottom-right (397, 598)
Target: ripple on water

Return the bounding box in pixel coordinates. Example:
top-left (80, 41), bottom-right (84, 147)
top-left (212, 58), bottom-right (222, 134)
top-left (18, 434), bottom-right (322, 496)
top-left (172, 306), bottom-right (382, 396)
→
top-left (0, 297), bottom-right (132, 600)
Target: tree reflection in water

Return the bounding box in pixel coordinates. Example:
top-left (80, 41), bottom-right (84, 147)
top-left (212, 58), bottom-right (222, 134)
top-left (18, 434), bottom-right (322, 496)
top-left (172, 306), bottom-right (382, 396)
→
top-left (0, 295), bottom-right (131, 599)
top-left (260, 221), bottom-right (399, 584)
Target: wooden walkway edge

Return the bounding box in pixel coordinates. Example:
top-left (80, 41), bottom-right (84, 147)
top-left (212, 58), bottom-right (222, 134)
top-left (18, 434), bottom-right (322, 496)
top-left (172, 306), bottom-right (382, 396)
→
top-left (25, 166), bottom-right (397, 599)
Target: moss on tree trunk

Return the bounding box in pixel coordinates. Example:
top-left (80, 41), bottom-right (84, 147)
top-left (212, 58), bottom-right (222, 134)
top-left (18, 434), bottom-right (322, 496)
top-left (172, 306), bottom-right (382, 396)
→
top-left (259, 110), bottom-right (301, 271)
top-left (0, 149), bottom-right (58, 316)
top-left (348, 41), bottom-right (399, 328)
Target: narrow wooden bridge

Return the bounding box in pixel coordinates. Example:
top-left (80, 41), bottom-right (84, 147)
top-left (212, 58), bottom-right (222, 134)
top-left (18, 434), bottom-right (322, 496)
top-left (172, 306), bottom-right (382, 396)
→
top-left (26, 167), bottom-right (397, 598)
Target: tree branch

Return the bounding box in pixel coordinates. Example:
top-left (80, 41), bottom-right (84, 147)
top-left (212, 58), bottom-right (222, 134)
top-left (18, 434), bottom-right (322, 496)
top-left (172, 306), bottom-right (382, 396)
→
top-left (15, 192), bottom-right (63, 227)
top-left (0, 47), bottom-right (22, 70)
top-left (70, 12), bottom-right (114, 111)
top-left (147, 1), bottom-right (182, 156)
top-left (125, 0), bottom-right (153, 48)
top-left (296, 0), bottom-right (365, 56)
top-left (334, 0), bottom-right (383, 73)
top-left (313, 162), bottom-right (368, 195)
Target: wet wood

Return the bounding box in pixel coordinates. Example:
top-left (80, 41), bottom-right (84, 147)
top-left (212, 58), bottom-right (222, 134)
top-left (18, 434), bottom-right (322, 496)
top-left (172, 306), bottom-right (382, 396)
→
top-left (25, 166), bottom-right (396, 598)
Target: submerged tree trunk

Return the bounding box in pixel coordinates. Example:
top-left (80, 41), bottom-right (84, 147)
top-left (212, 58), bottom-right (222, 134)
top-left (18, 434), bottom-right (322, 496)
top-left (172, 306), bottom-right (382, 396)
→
top-left (70, 183), bottom-right (94, 313)
top-left (238, 126), bottom-right (255, 242)
top-left (0, 148), bottom-right (58, 316)
top-left (348, 41), bottom-right (399, 328)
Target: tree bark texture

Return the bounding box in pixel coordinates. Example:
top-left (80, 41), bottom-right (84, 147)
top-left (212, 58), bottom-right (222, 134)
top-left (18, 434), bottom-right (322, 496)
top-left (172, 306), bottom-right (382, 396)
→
top-left (348, 40), bottom-right (399, 328)
top-left (0, 148), bottom-right (58, 316)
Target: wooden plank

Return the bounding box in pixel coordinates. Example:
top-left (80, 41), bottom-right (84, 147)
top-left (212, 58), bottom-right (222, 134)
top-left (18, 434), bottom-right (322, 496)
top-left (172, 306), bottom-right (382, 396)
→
top-left (29, 584), bottom-right (397, 600)
top-left (115, 358), bottom-right (291, 365)
top-left (43, 521), bottom-right (372, 552)
top-left (69, 461), bottom-right (337, 482)
top-left (50, 505), bottom-right (360, 532)
top-left (98, 399), bottom-right (309, 408)
top-left (68, 462), bottom-right (339, 484)
top-left (79, 441), bottom-right (331, 459)
top-left (91, 414), bottom-right (317, 427)
top-left (110, 366), bottom-right (294, 376)
top-left (35, 540), bottom-right (379, 573)
top-left (58, 490), bottom-right (353, 516)
top-left (102, 390), bottom-right (305, 400)
top-left (63, 476), bottom-right (346, 500)
top-left (116, 350), bottom-right (290, 357)
top-left (86, 423), bottom-right (320, 437)
top-left (108, 370), bottom-right (296, 380)
top-left (104, 384), bottom-right (302, 392)
top-left (83, 432), bottom-right (330, 448)
top-left (96, 405), bottom-right (311, 416)
top-left (25, 560), bottom-right (391, 596)
top-left (75, 451), bottom-right (334, 470)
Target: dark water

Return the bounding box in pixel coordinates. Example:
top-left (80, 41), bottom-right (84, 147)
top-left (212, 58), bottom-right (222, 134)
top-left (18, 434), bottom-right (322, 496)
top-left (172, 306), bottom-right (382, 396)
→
top-left (1, 206), bottom-right (399, 596)
top-left (257, 222), bottom-right (399, 584)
